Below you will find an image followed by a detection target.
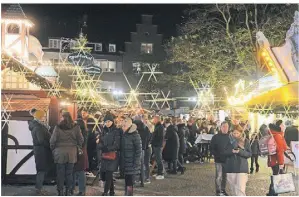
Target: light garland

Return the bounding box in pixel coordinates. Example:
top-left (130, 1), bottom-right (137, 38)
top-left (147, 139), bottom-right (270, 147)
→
top-left (1, 94), bottom-right (13, 130)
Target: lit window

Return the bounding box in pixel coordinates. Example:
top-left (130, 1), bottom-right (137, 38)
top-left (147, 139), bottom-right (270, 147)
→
top-left (108, 61), bottom-right (116, 72)
top-left (141, 43), bottom-right (153, 54)
top-left (49, 39), bottom-right (60, 49)
top-left (95, 43), bottom-right (102, 52)
top-left (109, 44), bottom-right (116, 52)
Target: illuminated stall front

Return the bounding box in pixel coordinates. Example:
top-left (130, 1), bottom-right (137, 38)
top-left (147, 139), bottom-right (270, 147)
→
top-left (246, 11), bottom-right (299, 133)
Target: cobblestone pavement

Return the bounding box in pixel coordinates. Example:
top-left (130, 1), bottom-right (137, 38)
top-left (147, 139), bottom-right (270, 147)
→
top-left (2, 158), bottom-right (298, 196)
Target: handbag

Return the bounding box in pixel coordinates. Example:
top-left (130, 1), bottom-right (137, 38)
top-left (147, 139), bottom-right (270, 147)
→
top-left (102, 152), bottom-right (116, 160)
top-left (273, 173), bottom-right (296, 194)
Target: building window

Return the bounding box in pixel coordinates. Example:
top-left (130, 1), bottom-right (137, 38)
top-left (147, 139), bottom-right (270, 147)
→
top-left (108, 61), bottom-right (116, 72)
top-left (109, 44), bottom-right (116, 52)
top-left (49, 39), bottom-right (60, 49)
top-left (94, 60), bottom-right (116, 72)
top-left (141, 43), bottom-right (153, 54)
top-left (7, 23), bottom-right (20, 34)
top-left (95, 43), bottom-right (102, 52)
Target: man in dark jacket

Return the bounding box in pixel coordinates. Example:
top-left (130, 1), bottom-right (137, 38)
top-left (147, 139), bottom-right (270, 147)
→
top-left (133, 117), bottom-right (151, 186)
top-left (187, 117), bottom-right (197, 145)
top-left (210, 121), bottom-right (230, 196)
top-left (28, 109), bottom-right (52, 195)
top-left (177, 118), bottom-right (187, 171)
top-left (151, 116), bottom-right (165, 180)
top-left (120, 118), bottom-right (142, 196)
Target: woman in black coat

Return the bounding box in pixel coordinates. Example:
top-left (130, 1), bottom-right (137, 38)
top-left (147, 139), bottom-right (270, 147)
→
top-left (120, 118), bottom-right (142, 196)
top-left (163, 118), bottom-right (184, 174)
top-left (97, 114), bottom-right (121, 196)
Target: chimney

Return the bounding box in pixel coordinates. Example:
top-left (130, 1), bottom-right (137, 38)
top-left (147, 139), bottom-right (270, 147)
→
top-left (141, 15), bottom-right (153, 25)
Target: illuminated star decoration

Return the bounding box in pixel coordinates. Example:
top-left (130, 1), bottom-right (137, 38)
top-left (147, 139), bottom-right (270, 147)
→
top-left (44, 80), bottom-right (63, 98)
top-left (122, 72), bottom-right (143, 108)
top-left (122, 72), bottom-right (158, 108)
top-left (143, 63), bottom-right (163, 82)
top-left (1, 94), bottom-right (13, 129)
top-left (190, 78), bottom-right (214, 112)
top-left (63, 33), bottom-right (117, 110)
top-left (160, 91), bottom-right (172, 109)
top-left (149, 93), bottom-right (160, 109)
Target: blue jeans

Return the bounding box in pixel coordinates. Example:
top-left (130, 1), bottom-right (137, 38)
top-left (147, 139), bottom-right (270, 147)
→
top-left (56, 163), bottom-right (74, 191)
top-left (72, 171), bottom-right (86, 193)
top-left (153, 147), bottom-right (164, 175)
top-left (36, 171), bottom-right (46, 190)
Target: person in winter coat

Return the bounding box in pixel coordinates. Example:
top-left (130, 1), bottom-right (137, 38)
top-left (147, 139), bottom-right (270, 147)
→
top-left (72, 112), bottom-right (88, 196)
top-left (210, 121), bottom-right (230, 196)
top-left (133, 117), bottom-right (151, 186)
top-left (177, 118), bottom-right (187, 169)
top-left (151, 116), bottom-right (165, 180)
top-left (250, 132), bottom-right (260, 174)
top-left (50, 112), bottom-right (84, 196)
top-left (28, 109), bottom-right (52, 195)
top-left (97, 114), bottom-right (121, 196)
top-left (223, 125), bottom-right (252, 196)
top-left (120, 118), bottom-right (142, 196)
top-left (267, 123), bottom-right (288, 196)
top-left (163, 118), bottom-right (184, 174)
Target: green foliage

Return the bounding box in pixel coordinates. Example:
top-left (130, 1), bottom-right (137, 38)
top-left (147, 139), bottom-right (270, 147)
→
top-left (166, 4), bottom-right (297, 97)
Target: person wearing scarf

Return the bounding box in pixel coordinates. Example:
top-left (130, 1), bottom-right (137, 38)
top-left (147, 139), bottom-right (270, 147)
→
top-left (28, 108), bottom-right (52, 196)
top-left (223, 124), bottom-right (252, 196)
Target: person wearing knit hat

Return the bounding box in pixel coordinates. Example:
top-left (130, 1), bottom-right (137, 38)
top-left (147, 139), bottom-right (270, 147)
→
top-left (104, 114), bottom-right (115, 123)
top-left (98, 112), bottom-right (120, 196)
top-left (28, 109), bottom-right (52, 195)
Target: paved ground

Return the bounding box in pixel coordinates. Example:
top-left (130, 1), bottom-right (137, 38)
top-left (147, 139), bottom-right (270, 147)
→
top-left (2, 158), bottom-right (299, 196)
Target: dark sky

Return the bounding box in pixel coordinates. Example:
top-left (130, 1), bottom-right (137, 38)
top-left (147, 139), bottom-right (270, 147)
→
top-left (2, 4), bottom-right (192, 49)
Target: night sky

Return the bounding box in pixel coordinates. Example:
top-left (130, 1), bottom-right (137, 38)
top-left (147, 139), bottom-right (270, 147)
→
top-left (2, 4), bottom-right (193, 49)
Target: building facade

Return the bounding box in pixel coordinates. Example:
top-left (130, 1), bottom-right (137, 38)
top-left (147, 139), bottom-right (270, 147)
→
top-left (43, 37), bottom-right (126, 92)
top-left (123, 15), bottom-right (166, 75)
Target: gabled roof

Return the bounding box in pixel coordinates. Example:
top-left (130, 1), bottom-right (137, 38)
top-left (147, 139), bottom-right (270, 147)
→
top-left (3, 4), bottom-right (27, 20)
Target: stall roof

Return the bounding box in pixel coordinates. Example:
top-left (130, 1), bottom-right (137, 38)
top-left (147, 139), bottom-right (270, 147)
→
top-left (1, 94), bottom-right (51, 112)
top-left (246, 81), bottom-right (299, 108)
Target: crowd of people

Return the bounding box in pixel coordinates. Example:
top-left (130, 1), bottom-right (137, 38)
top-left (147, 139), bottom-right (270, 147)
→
top-left (28, 107), bottom-right (298, 196)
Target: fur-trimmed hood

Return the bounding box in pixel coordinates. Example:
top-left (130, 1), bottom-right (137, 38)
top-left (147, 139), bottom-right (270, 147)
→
top-left (127, 123), bottom-right (138, 134)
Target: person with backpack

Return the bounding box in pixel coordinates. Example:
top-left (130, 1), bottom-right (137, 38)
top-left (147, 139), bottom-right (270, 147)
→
top-left (266, 123), bottom-right (288, 196)
top-left (250, 132), bottom-right (260, 174)
top-left (223, 125), bottom-right (252, 196)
